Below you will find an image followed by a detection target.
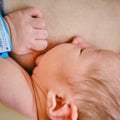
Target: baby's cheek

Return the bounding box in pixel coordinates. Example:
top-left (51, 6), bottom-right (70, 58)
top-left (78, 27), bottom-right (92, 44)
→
top-left (32, 65), bottom-right (42, 80)
top-left (35, 55), bottom-right (44, 66)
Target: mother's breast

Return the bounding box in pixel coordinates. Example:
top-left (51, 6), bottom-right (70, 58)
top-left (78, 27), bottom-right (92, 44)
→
top-left (4, 0), bottom-right (120, 52)
top-left (4, 0), bottom-right (120, 71)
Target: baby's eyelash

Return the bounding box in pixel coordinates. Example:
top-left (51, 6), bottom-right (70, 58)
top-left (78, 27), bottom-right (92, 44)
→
top-left (80, 48), bottom-right (85, 54)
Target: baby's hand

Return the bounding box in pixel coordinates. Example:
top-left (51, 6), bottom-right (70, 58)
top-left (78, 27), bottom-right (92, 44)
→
top-left (5, 7), bottom-right (48, 55)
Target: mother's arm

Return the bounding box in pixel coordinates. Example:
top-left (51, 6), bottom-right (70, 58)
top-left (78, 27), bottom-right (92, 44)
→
top-left (0, 103), bottom-right (32, 120)
top-left (0, 57), bottom-right (36, 119)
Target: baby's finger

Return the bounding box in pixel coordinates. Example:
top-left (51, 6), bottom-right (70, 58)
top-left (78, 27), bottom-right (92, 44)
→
top-left (32, 18), bottom-right (45, 29)
top-left (23, 7), bottom-right (43, 18)
top-left (34, 29), bottom-right (48, 40)
top-left (31, 40), bottom-right (48, 51)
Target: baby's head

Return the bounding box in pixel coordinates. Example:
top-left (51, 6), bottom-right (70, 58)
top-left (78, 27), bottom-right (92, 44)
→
top-left (32, 36), bottom-right (120, 120)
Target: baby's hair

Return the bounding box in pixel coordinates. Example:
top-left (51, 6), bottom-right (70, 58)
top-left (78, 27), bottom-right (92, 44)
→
top-left (65, 50), bottom-right (120, 120)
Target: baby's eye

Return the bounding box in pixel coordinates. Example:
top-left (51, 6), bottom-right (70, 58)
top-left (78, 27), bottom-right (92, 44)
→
top-left (80, 48), bottom-right (85, 54)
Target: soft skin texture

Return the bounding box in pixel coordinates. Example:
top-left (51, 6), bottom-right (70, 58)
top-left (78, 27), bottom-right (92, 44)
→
top-left (4, 7), bottom-right (48, 71)
top-left (1, 37), bottom-right (120, 119)
top-left (4, 0), bottom-right (120, 70)
top-left (5, 7), bottom-right (48, 55)
top-left (0, 57), bottom-right (36, 119)
top-left (32, 37), bottom-right (120, 119)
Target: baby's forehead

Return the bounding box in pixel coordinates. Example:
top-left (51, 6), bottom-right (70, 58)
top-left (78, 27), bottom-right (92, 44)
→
top-left (37, 43), bottom-right (76, 61)
top-left (36, 45), bottom-right (120, 85)
top-left (38, 43), bottom-right (119, 69)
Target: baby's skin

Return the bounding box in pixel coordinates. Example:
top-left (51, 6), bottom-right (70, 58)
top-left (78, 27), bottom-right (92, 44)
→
top-left (0, 36), bottom-right (120, 119)
top-left (5, 7), bottom-right (48, 55)
top-left (32, 36), bottom-right (120, 119)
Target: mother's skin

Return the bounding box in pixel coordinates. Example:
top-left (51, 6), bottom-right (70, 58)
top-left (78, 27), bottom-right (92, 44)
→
top-left (4, 0), bottom-right (120, 70)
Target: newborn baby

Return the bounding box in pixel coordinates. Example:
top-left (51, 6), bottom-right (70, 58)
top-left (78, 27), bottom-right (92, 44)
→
top-left (0, 36), bottom-right (120, 120)
top-left (32, 36), bottom-right (120, 119)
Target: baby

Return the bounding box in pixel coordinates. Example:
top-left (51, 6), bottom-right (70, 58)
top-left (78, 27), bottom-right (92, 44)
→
top-left (31, 36), bottom-right (120, 120)
top-left (0, 36), bottom-right (120, 120)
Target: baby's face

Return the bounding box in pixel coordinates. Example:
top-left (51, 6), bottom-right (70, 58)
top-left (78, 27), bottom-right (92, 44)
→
top-left (32, 39), bottom-right (120, 120)
top-left (32, 42), bottom-right (107, 90)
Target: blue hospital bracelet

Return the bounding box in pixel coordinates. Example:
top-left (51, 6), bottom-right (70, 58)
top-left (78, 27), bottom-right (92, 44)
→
top-left (0, 12), bottom-right (12, 58)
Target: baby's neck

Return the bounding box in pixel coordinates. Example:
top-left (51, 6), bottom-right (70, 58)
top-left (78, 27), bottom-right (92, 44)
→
top-left (31, 76), bottom-right (48, 119)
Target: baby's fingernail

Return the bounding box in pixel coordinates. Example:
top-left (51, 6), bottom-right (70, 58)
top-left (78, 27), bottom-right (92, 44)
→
top-left (40, 40), bottom-right (48, 49)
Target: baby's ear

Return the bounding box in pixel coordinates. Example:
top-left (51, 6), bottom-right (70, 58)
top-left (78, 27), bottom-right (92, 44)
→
top-left (72, 36), bottom-right (91, 48)
top-left (47, 90), bottom-right (78, 120)
top-left (35, 55), bottom-right (44, 65)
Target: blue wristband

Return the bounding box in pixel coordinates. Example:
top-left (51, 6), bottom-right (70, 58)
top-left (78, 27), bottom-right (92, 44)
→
top-left (0, 12), bottom-right (12, 58)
